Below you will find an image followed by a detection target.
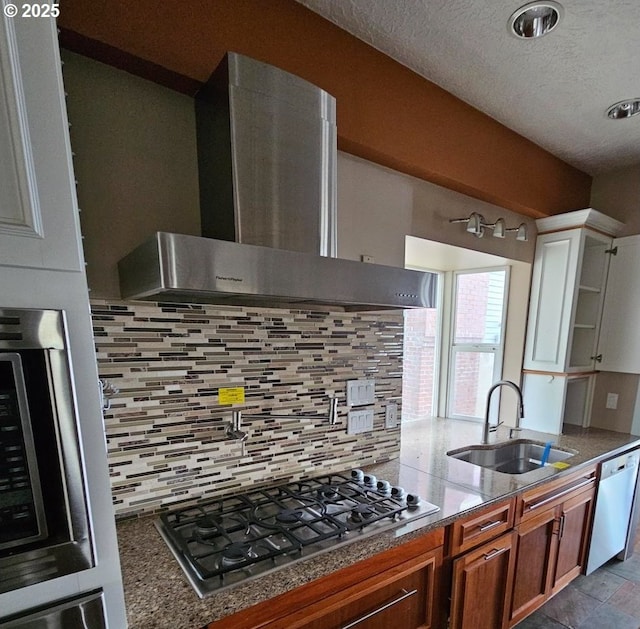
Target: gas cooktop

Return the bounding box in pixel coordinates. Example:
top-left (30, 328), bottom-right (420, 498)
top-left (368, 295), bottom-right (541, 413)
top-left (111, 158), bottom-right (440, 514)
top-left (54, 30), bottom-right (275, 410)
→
top-left (155, 469), bottom-right (440, 597)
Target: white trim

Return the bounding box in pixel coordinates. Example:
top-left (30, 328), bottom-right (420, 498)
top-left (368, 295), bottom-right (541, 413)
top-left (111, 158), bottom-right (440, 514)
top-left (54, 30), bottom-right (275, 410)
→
top-left (535, 208), bottom-right (624, 237)
top-left (446, 266), bottom-right (510, 421)
top-left (0, 13), bottom-right (44, 238)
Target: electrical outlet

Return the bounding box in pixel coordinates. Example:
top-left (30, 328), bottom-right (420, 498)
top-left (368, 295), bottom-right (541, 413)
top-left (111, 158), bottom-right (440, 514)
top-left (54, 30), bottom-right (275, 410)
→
top-left (385, 402), bottom-right (398, 428)
top-left (606, 392), bottom-right (619, 410)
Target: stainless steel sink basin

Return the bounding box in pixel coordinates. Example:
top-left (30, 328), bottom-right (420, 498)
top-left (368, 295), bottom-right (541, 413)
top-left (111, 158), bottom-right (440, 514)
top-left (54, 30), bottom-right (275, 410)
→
top-left (446, 439), bottom-right (577, 474)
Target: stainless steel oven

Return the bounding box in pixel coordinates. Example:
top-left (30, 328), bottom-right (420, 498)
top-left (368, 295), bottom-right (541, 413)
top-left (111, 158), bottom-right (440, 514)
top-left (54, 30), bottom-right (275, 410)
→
top-left (0, 308), bottom-right (92, 594)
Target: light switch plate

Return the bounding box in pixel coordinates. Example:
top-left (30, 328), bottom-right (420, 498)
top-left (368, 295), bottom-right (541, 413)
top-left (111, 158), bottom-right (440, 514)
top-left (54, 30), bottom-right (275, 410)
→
top-left (346, 379), bottom-right (376, 407)
top-left (606, 392), bottom-right (619, 409)
top-left (347, 409), bottom-right (374, 434)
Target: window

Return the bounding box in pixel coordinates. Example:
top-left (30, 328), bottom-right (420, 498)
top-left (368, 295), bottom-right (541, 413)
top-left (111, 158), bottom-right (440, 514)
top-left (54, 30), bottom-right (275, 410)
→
top-left (402, 275), bottom-right (442, 421)
top-left (446, 268), bottom-right (509, 421)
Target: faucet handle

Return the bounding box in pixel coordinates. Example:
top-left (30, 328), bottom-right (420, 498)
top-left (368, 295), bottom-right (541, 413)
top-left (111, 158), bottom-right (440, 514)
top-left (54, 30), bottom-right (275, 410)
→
top-left (489, 420), bottom-right (504, 433)
top-left (329, 397), bottom-right (339, 425)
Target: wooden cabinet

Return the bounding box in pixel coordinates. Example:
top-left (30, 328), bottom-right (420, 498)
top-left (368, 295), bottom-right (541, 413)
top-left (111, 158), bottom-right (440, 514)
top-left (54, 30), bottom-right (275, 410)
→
top-left (207, 528), bottom-right (444, 629)
top-left (509, 467), bottom-right (596, 626)
top-left (447, 499), bottom-right (516, 629)
top-left (522, 209), bottom-right (623, 434)
top-left (0, 13), bottom-right (83, 272)
top-left (598, 234), bottom-right (640, 373)
top-left (450, 531), bottom-right (517, 629)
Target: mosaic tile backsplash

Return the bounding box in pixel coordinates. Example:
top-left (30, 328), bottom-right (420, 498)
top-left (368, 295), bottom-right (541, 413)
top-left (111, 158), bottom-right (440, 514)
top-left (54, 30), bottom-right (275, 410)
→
top-left (91, 300), bottom-right (404, 517)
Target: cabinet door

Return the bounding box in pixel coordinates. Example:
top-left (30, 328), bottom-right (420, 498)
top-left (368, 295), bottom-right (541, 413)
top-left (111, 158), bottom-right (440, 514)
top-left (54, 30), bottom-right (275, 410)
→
top-left (450, 531), bottom-right (516, 629)
top-left (552, 488), bottom-right (594, 594)
top-left (509, 507), bottom-right (557, 626)
top-left (523, 228), bottom-right (612, 373)
top-left (598, 235), bottom-right (640, 373)
top-left (523, 229), bottom-right (581, 372)
top-left (0, 14), bottom-right (82, 272)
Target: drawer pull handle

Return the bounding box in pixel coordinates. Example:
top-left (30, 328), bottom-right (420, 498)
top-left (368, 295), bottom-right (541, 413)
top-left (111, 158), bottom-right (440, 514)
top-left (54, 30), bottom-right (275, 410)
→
top-left (478, 519), bottom-right (502, 532)
top-left (483, 547), bottom-right (508, 561)
top-left (526, 477), bottom-right (594, 511)
top-left (341, 588), bottom-right (418, 629)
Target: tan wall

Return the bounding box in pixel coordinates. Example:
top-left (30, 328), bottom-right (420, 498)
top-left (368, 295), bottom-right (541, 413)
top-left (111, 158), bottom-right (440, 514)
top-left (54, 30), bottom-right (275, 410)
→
top-left (591, 166), bottom-right (640, 235)
top-left (62, 51), bottom-right (200, 298)
top-left (57, 0), bottom-right (592, 218)
top-left (591, 372), bottom-right (639, 434)
top-left (590, 167), bottom-right (640, 432)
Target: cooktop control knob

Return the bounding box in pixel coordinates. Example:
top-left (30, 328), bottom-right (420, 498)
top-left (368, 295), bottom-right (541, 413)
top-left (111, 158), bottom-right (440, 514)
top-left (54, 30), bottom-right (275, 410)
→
top-left (363, 473), bottom-right (377, 487)
top-left (351, 469), bottom-right (364, 483)
top-left (377, 479), bottom-right (391, 494)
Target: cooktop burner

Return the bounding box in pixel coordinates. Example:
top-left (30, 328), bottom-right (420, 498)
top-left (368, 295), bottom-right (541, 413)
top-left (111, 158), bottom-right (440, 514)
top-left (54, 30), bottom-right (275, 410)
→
top-left (155, 470), bottom-right (440, 597)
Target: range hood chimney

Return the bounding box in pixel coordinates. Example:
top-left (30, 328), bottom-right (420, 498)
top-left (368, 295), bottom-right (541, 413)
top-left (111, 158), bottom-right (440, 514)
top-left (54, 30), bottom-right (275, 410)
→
top-left (118, 53), bottom-right (437, 311)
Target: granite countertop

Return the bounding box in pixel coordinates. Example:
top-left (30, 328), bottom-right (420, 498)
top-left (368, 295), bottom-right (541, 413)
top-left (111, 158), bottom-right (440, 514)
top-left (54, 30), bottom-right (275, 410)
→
top-left (116, 418), bottom-right (640, 629)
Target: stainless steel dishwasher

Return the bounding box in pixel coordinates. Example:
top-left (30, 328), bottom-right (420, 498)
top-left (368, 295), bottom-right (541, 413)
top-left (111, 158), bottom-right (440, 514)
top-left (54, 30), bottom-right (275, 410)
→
top-left (586, 450), bottom-right (640, 574)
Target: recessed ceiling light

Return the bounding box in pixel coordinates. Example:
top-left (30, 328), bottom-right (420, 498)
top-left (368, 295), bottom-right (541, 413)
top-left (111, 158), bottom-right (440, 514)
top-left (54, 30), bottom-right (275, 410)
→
top-left (509, 2), bottom-right (563, 39)
top-left (606, 99), bottom-right (640, 120)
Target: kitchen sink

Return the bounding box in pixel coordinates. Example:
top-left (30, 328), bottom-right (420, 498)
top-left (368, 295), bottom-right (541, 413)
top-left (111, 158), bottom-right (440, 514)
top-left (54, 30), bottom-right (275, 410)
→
top-left (446, 439), bottom-right (577, 474)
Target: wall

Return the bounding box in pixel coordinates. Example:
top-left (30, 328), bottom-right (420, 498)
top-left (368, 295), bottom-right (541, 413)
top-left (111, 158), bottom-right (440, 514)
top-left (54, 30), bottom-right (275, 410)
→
top-left (590, 167), bottom-right (640, 433)
top-left (590, 166), bottom-right (640, 236)
top-left (92, 300), bottom-right (404, 517)
top-left (57, 0), bottom-right (592, 218)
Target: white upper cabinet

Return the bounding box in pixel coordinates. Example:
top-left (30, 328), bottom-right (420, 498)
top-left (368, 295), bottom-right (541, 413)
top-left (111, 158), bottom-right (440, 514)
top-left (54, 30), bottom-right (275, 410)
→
top-left (523, 209), bottom-right (623, 374)
top-left (0, 13), bottom-right (82, 271)
top-left (598, 234), bottom-right (640, 373)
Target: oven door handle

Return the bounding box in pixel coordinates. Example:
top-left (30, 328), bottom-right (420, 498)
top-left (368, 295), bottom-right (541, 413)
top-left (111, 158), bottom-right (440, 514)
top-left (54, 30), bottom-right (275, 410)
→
top-left (340, 588), bottom-right (418, 629)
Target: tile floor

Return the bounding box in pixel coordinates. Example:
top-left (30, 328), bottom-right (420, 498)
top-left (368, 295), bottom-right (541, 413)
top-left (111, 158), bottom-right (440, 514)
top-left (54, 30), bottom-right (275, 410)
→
top-left (515, 545), bottom-right (640, 629)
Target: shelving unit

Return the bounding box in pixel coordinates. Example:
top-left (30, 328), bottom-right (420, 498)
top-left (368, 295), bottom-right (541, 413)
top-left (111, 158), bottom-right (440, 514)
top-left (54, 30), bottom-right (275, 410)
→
top-left (522, 209), bottom-right (624, 434)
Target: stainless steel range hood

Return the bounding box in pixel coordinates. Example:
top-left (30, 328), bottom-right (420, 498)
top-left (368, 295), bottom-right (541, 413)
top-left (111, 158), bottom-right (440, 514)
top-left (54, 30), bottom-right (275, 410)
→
top-left (117, 53), bottom-right (437, 311)
top-left (118, 232), bottom-right (436, 311)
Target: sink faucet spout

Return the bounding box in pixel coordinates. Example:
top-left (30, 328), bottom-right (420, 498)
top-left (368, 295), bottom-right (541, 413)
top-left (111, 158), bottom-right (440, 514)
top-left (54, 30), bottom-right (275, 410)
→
top-left (482, 380), bottom-right (525, 445)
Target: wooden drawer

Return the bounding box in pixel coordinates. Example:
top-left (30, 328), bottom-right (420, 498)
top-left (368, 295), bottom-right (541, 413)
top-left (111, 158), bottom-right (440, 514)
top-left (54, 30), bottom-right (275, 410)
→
top-left (263, 549), bottom-right (441, 629)
top-left (448, 498), bottom-right (515, 557)
top-left (516, 466), bottom-right (596, 524)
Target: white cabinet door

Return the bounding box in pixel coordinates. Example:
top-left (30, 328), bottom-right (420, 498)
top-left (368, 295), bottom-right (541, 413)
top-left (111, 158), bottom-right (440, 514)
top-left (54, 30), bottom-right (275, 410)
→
top-left (523, 229), bottom-right (581, 372)
top-left (0, 13), bottom-right (82, 271)
top-left (523, 228), bottom-right (612, 373)
top-left (598, 235), bottom-right (640, 373)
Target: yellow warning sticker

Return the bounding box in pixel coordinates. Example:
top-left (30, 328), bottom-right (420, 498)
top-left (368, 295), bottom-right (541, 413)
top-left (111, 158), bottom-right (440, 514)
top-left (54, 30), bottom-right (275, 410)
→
top-left (218, 387), bottom-right (245, 404)
top-left (551, 461), bottom-right (571, 470)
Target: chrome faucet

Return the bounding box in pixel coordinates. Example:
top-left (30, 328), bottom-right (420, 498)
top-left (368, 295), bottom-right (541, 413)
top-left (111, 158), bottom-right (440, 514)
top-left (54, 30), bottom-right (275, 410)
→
top-left (481, 380), bottom-right (525, 445)
top-left (226, 397), bottom-right (339, 455)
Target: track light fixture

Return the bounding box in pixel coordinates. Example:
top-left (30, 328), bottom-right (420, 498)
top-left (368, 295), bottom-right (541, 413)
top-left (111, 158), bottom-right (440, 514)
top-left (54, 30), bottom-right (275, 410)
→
top-left (449, 213), bottom-right (528, 241)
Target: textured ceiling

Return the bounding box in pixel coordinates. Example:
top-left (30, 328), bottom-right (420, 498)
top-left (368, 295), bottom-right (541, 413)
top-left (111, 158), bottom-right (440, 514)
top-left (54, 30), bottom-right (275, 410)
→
top-left (296, 0), bottom-right (640, 175)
